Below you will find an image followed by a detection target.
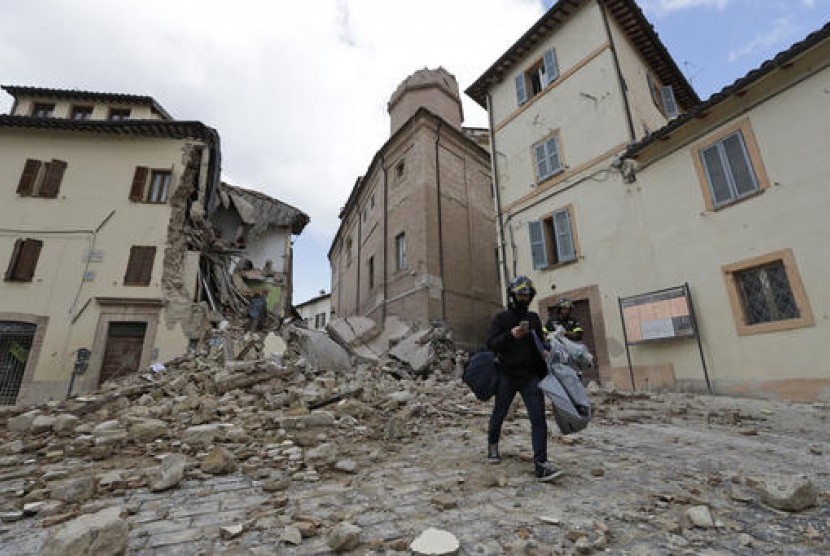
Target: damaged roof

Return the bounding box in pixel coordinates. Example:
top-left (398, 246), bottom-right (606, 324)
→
top-left (220, 182), bottom-right (310, 236)
top-left (624, 21), bottom-right (830, 158)
top-left (465, 0), bottom-right (699, 111)
top-left (2, 85), bottom-right (173, 120)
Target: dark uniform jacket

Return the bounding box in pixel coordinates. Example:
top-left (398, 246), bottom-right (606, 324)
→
top-left (486, 307), bottom-right (547, 380)
top-left (545, 316), bottom-right (583, 340)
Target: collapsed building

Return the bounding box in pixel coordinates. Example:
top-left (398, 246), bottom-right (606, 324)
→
top-left (0, 86), bottom-right (308, 406)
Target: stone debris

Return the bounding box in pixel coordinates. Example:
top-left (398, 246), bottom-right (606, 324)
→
top-left (0, 317), bottom-right (827, 554)
top-left (410, 527), bottom-right (460, 555)
top-left (40, 506), bottom-right (128, 556)
top-left (751, 473), bottom-right (818, 512)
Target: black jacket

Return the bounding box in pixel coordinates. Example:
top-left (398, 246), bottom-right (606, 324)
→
top-left (486, 306), bottom-right (547, 380)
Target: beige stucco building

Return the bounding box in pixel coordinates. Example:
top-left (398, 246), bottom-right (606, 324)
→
top-left (466, 1), bottom-right (830, 400)
top-left (0, 86), bottom-right (306, 406)
top-left (295, 291), bottom-right (332, 330)
top-left (329, 68), bottom-right (502, 349)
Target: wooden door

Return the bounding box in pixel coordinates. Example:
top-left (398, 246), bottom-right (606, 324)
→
top-left (100, 322), bottom-right (146, 384)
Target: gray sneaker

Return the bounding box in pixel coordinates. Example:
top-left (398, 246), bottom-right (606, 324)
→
top-left (534, 461), bottom-right (564, 482)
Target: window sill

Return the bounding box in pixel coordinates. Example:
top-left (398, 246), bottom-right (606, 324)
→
top-left (538, 257), bottom-right (578, 272)
top-left (709, 188), bottom-right (764, 212)
top-left (735, 315), bottom-right (815, 336)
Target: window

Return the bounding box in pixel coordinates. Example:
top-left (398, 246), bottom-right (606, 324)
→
top-left (370, 194), bottom-right (375, 209)
top-left (515, 47), bottom-right (558, 106)
top-left (31, 103), bottom-right (55, 118)
top-left (533, 134), bottom-right (563, 182)
top-left (722, 249), bottom-right (814, 336)
top-left (16, 159), bottom-right (67, 198)
top-left (108, 108), bottom-right (130, 120)
top-left (345, 237), bottom-right (353, 267)
top-left (395, 160), bottom-right (406, 181)
top-left (646, 74), bottom-right (678, 119)
top-left (395, 232), bottom-right (407, 271)
top-left (315, 312), bottom-right (327, 328)
top-left (528, 206), bottom-right (578, 270)
top-left (362, 206), bottom-right (368, 222)
top-left (368, 256), bottom-right (375, 289)
top-left (4, 238), bottom-right (43, 282)
top-left (70, 105), bottom-right (93, 120)
top-left (124, 246), bottom-right (156, 286)
top-left (129, 167), bottom-right (172, 204)
top-left (692, 120), bottom-right (769, 211)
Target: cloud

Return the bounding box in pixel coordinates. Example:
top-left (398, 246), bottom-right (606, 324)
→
top-left (728, 16), bottom-right (797, 62)
top-left (0, 0), bottom-right (543, 300)
top-left (639, 0), bottom-right (730, 15)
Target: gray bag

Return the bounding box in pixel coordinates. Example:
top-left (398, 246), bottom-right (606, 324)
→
top-left (538, 362), bottom-right (591, 434)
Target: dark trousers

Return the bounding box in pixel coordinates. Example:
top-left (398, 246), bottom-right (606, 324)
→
top-left (488, 373), bottom-right (548, 463)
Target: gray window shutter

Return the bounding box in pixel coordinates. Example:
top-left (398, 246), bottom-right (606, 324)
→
top-left (535, 143), bottom-right (549, 181)
top-left (660, 85), bottom-right (678, 119)
top-left (528, 220), bottom-right (548, 270)
top-left (545, 137), bottom-right (561, 174)
top-left (722, 132), bottom-right (758, 196)
top-left (552, 209), bottom-right (576, 262)
top-left (515, 74), bottom-right (528, 106)
top-left (542, 48), bottom-right (559, 87)
top-left (701, 144), bottom-right (732, 206)
top-left (646, 74), bottom-right (660, 106)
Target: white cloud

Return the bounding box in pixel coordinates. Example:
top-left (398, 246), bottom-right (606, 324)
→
top-left (728, 16), bottom-right (796, 62)
top-left (0, 0), bottom-right (543, 300)
top-left (803, 0), bottom-right (815, 7)
top-left (639, 0), bottom-right (730, 15)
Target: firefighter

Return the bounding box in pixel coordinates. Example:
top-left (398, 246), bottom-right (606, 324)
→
top-left (545, 299), bottom-right (584, 342)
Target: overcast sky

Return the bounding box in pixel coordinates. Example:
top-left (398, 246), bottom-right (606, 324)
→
top-left (2, 0), bottom-right (828, 303)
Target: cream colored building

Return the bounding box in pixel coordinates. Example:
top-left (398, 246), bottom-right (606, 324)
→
top-left (467, 2), bottom-right (830, 400)
top-left (295, 291), bottom-right (332, 330)
top-left (0, 85), bottom-right (312, 406)
top-left (329, 68), bottom-right (502, 349)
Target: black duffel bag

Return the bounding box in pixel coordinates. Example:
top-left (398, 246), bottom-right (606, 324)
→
top-left (462, 351), bottom-right (500, 401)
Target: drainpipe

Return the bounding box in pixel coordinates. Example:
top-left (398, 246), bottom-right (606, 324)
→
top-left (598, 0), bottom-right (636, 143)
top-left (381, 154), bottom-right (388, 323)
top-left (434, 118), bottom-right (447, 320)
top-left (485, 92), bottom-right (510, 285)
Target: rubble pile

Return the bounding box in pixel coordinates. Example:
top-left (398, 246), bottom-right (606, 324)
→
top-left (0, 318), bottom-right (827, 554)
top-left (0, 318), bottom-right (471, 538)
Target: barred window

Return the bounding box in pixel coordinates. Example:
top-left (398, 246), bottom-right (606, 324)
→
top-left (722, 249), bottom-right (814, 336)
top-left (735, 261), bottom-right (798, 325)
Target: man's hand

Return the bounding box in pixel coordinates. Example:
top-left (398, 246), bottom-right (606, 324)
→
top-left (511, 325), bottom-right (529, 339)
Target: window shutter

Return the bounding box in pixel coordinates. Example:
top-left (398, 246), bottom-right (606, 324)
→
top-left (16, 239), bottom-right (43, 281)
top-left (16, 159), bottom-right (42, 196)
top-left (39, 159), bottom-right (67, 198)
top-left (4, 239), bottom-right (24, 280)
top-left (515, 74), bottom-right (528, 106)
top-left (125, 246), bottom-right (155, 285)
top-left (701, 144), bottom-right (732, 206)
top-left (646, 74), bottom-right (660, 106)
top-left (552, 209), bottom-right (576, 262)
top-left (535, 143), bottom-right (549, 181)
top-left (129, 166), bottom-right (148, 201)
top-left (545, 136), bottom-right (561, 174)
top-left (542, 48), bottom-right (559, 87)
top-left (660, 85), bottom-right (679, 119)
top-left (528, 220), bottom-right (548, 270)
top-left (721, 132), bottom-right (758, 196)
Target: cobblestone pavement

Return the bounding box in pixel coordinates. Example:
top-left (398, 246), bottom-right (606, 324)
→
top-left (1, 392), bottom-right (828, 554)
